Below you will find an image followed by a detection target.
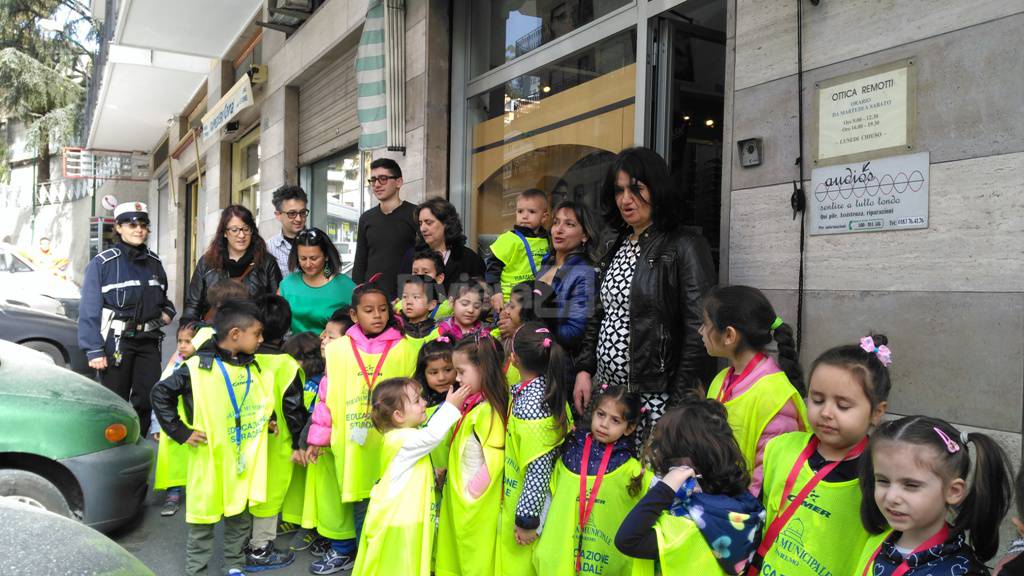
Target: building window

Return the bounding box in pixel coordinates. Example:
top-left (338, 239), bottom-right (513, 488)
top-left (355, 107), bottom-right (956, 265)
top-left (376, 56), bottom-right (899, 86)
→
top-left (469, 0), bottom-right (630, 77)
top-left (231, 126), bottom-right (261, 215)
top-left (467, 29), bottom-right (636, 247)
top-left (307, 149), bottom-right (372, 275)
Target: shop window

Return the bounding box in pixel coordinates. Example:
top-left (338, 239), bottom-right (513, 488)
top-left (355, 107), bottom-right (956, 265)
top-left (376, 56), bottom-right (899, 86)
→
top-left (231, 126), bottom-right (261, 216)
top-left (469, 30), bottom-right (636, 247)
top-left (307, 149), bottom-right (372, 275)
top-left (470, 0), bottom-right (630, 77)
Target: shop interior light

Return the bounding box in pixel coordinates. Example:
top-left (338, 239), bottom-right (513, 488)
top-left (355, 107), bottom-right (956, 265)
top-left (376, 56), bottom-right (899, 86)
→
top-left (683, 115), bottom-right (690, 121)
top-left (705, 119), bottom-right (715, 127)
top-left (542, 86), bottom-right (551, 93)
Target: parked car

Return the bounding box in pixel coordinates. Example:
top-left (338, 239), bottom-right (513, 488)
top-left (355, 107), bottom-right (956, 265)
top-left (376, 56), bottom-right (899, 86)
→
top-left (0, 497), bottom-right (155, 575)
top-left (0, 301), bottom-right (90, 375)
top-left (0, 242), bottom-right (80, 320)
top-left (0, 340), bottom-right (152, 532)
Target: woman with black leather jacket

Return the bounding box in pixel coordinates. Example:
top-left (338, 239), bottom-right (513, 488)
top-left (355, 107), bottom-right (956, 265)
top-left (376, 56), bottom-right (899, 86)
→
top-left (572, 147), bottom-right (717, 435)
top-left (181, 205), bottom-right (282, 324)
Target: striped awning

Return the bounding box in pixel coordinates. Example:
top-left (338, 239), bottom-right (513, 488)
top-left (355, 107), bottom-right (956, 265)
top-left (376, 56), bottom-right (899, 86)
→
top-left (356, 0), bottom-right (405, 152)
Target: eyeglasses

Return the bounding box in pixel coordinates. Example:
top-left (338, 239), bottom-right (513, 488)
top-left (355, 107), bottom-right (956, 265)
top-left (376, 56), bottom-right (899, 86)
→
top-left (226, 226), bottom-right (252, 236)
top-left (367, 175), bottom-right (398, 185)
top-left (123, 221), bottom-right (150, 230)
top-left (278, 209), bottom-right (309, 220)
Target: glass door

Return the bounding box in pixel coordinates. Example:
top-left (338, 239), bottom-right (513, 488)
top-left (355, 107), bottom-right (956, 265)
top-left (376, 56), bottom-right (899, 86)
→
top-left (648, 0), bottom-right (727, 270)
top-left (307, 148), bottom-right (370, 276)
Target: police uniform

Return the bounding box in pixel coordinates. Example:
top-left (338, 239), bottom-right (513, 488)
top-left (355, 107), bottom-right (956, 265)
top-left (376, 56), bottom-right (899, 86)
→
top-left (77, 202), bottom-right (175, 428)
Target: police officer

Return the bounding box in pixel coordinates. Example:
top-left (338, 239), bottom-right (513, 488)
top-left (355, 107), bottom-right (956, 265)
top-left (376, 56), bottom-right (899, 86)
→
top-left (78, 202), bottom-right (175, 428)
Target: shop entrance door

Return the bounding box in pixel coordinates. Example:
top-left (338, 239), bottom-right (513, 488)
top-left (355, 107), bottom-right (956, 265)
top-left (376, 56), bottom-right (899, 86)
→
top-left (648, 0), bottom-right (727, 271)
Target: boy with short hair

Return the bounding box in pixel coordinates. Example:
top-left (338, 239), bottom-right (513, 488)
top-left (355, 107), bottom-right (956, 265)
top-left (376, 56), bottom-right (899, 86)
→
top-left (394, 250), bottom-right (452, 320)
top-left (151, 300), bottom-right (274, 576)
top-left (319, 307), bottom-right (353, 356)
top-left (245, 295), bottom-right (309, 571)
top-left (399, 275), bottom-right (441, 356)
top-left (484, 188), bottom-right (550, 312)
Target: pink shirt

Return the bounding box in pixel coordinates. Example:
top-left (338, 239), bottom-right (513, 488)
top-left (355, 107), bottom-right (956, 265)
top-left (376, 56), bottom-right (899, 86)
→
top-left (721, 355), bottom-right (803, 495)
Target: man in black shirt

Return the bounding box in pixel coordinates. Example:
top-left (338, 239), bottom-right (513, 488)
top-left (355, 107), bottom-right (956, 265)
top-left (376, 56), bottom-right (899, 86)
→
top-left (352, 158), bottom-right (418, 299)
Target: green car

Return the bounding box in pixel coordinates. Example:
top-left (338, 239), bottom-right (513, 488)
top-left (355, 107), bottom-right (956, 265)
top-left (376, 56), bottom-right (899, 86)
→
top-left (0, 339), bottom-right (152, 532)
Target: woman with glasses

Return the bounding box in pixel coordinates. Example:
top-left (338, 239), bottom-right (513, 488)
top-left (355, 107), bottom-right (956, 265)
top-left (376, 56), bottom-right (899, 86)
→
top-left (181, 205), bottom-right (282, 324)
top-left (278, 227), bottom-right (356, 333)
top-left (77, 202), bottom-right (175, 428)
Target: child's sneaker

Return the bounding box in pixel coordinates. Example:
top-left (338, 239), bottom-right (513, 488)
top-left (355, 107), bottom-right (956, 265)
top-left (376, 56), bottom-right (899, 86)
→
top-left (309, 549), bottom-right (354, 575)
top-left (160, 490), bottom-right (182, 517)
top-left (244, 544), bottom-right (295, 572)
top-left (227, 570), bottom-right (247, 576)
top-left (276, 521), bottom-right (300, 535)
top-left (308, 537), bottom-right (330, 558)
top-left (289, 529), bottom-right (315, 551)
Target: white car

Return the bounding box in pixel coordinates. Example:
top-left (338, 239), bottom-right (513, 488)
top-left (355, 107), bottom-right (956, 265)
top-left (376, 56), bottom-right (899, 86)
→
top-left (0, 243), bottom-right (81, 319)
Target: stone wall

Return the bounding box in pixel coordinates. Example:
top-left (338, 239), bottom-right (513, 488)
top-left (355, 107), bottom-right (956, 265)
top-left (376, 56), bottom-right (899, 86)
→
top-left (724, 0), bottom-right (1024, 548)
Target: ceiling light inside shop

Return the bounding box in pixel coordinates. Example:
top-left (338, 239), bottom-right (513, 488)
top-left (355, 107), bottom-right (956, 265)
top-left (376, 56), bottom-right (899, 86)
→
top-left (705, 119), bottom-right (715, 127)
top-left (683, 116), bottom-right (690, 121)
top-left (542, 86), bottom-right (551, 93)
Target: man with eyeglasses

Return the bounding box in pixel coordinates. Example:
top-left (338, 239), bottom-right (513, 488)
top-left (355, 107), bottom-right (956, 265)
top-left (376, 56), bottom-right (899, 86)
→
top-left (78, 202), bottom-right (175, 428)
top-left (268, 185), bottom-right (310, 277)
top-left (352, 158), bottom-right (418, 299)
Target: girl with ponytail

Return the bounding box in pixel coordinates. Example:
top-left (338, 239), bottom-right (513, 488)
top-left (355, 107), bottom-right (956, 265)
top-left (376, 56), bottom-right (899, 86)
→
top-left (700, 285), bottom-right (809, 495)
top-left (854, 415), bottom-right (1013, 575)
top-left (496, 321), bottom-right (573, 575)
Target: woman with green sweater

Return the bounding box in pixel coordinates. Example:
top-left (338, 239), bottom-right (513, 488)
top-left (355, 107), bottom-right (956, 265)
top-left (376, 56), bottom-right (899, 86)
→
top-left (279, 227), bottom-right (356, 334)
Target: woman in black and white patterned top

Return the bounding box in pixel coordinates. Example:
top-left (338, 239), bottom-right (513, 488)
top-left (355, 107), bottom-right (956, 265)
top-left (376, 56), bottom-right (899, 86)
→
top-left (574, 147), bottom-right (717, 438)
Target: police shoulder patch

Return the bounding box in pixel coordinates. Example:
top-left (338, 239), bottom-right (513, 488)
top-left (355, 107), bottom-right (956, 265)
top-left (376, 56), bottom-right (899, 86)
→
top-left (97, 247), bottom-right (122, 263)
top-left (147, 249), bottom-right (161, 261)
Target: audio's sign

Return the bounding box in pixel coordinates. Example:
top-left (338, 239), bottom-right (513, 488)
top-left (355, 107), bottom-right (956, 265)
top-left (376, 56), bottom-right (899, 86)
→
top-left (813, 59), bottom-right (916, 166)
top-left (809, 152), bottom-right (929, 235)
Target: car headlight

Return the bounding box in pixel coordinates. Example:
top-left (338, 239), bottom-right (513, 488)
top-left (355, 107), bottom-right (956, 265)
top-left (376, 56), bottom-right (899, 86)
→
top-left (105, 423), bottom-right (128, 443)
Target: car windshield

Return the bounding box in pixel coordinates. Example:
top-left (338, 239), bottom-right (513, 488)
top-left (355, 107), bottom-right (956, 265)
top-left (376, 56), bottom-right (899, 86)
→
top-left (0, 253), bottom-right (32, 273)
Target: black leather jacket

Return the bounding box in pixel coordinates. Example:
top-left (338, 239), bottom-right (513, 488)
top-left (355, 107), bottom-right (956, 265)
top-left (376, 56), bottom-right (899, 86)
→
top-left (576, 226), bottom-right (717, 401)
top-left (181, 252), bottom-right (282, 323)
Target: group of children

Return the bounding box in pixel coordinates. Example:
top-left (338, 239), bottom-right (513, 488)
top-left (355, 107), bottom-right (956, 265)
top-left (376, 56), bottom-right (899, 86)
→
top-left (147, 187), bottom-right (1022, 576)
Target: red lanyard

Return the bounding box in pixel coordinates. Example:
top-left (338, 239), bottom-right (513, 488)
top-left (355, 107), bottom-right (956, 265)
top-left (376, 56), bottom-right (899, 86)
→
top-left (576, 433), bottom-right (613, 574)
top-left (349, 338), bottom-right (394, 397)
top-left (451, 393), bottom-right (483, 439)
top-left (717, 352), bottom-right (765, 402)
top-left (860, 525), bottom-right (950, 576)
top-left (752, 435), bottom-right (868, 573)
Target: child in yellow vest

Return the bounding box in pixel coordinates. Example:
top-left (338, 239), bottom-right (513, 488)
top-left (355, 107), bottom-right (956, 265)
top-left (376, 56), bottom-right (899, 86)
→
top-left (616, 396), bottom-right (765, 576)
top-left (700, 285), bottom-right (809, 495)
top-left (853, 415), bottom-right (1013, 576)
top-left (278, 331), bottom-right (325, 551)
top-left (435, 332), bottom-right (510, 576)
top-left (394, 250), bottom-right (454, 320)
top-left (400, 274), bottom-right (442, 355)
top-left (306, 280), bottom-right (418, 574)
top-left (533, 385), bottom-right (650, 576)
top-left (189, 279), bottom-right (251, 349)
top-left (151, 322), bottom-right (197, 517)
top-left (485, 188), bottom-right (550, 311)
top-left (151, 300), bottom-right (274, 576)
top-left (414, 338), bottom-right (459, 480)
top-left (244, 295), bottom-right (308, 571)
top-left (352, 377), bottom-right (473, 575)
top-left (750, 334), bottom-right (895, 576)
top-left (497, 322), bottom-right (572, 575)
top-left (495, 282), bottom-right (556, 387)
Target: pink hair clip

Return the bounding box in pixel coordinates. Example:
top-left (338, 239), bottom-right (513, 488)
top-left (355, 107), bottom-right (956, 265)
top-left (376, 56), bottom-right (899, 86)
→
top-left (859, 336), bottom-right (893, 367)
top-left (542, 338), bottom-right (551, 349)
top-left (600, 383), bottom-right (608, 391)
top-left (533, 289), bottom-right (542, 296)
top-left (436, 336), bottom-right (450, 343)
top-left (640, 406), bottom-right (648, 414)
top-left (934, 427), bottom-right (961, 454)
top-left (535, 327), bottom-right (550, 333)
